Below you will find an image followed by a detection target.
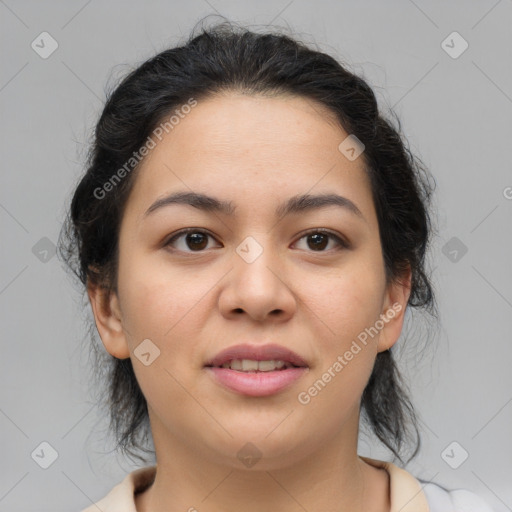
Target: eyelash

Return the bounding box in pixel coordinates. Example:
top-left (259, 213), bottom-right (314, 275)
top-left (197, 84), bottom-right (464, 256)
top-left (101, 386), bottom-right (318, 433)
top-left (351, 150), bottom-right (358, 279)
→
top-left (163, 228), bottom-right (350, 254)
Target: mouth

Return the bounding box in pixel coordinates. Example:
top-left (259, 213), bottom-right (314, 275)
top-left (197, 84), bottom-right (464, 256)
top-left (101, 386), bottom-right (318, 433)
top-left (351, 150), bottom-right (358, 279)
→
top-left (204, 343), bottom-right (309, 397)
top-left (204, 343), bottom-right (309, 370)
top-left (205, 359), bottom-right (301, 372)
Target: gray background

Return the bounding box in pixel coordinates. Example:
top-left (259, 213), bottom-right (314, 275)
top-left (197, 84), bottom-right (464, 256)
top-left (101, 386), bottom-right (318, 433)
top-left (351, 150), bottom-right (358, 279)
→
top-left (1, 1), bottom-right (511, 511)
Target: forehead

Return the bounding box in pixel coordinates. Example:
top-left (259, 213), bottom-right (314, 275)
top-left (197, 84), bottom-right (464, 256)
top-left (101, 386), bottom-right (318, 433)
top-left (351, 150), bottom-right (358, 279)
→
top-left (126, 92), bottom-right (375, 222)
top-left (155, 92), bottom-right (347, 163)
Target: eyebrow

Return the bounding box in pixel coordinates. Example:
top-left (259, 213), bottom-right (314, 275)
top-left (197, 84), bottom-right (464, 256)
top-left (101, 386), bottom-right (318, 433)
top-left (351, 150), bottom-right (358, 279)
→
top-left (143, 191), bottom-right (365, 220)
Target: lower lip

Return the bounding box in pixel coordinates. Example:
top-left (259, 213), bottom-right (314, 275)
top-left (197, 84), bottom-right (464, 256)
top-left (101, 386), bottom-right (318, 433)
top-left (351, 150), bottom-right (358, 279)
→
top-left (205, 367), bottom-right (308, 397)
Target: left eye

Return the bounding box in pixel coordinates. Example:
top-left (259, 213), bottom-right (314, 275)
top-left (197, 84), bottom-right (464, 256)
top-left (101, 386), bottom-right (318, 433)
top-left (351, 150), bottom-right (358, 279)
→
top-left (293, 230), bottom-right (348, 252)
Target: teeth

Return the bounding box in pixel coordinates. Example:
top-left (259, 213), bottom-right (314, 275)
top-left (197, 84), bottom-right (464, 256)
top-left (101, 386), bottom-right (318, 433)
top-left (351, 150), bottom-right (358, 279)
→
top-left (220, 359), bottom-right (288, 371)
top-left (241, 359), bottom-right (259, 371)
top-left (257, 360), bottom-right (283, 372)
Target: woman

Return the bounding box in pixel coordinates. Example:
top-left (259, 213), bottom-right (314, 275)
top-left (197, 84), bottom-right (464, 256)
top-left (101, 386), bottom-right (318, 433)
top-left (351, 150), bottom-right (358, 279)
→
top-left (59, 20), bottom-right (494, 512)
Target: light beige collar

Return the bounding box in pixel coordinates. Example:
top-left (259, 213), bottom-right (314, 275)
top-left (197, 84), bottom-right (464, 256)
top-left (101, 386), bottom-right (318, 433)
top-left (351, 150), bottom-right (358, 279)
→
top-left (360, 456), bottom-right (430, 512)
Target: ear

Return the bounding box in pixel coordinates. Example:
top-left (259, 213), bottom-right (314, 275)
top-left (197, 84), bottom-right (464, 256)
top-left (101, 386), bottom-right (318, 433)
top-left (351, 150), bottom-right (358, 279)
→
top-left (87, 280), bottom-right (131, 359)
top-left (377, 266), bottom-right (412, 353)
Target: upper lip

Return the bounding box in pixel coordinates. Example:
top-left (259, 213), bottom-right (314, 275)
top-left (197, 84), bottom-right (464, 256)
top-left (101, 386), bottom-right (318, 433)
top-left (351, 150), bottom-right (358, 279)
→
top-left (205, 343), bottom-right (309, 368)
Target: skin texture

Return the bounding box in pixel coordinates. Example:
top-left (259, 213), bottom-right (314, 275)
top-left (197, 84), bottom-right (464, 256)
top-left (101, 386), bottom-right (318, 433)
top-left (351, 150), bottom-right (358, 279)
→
top-left (88, 92), bottom-right (411, 512)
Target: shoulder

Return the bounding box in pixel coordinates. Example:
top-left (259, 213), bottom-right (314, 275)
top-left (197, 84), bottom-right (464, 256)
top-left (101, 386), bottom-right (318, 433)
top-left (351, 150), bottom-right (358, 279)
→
top-left (360, 456), bottom-right (495, 512)
top-left (419, 479), bottom-right (495, 512)
top-left (79, 466), bottom-right (156, 512)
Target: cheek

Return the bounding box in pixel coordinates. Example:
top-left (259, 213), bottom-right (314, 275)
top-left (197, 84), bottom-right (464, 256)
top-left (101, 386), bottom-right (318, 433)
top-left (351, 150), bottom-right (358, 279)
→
top-left (116, 262), bottom-right (211, 415)
top-left (117, 250), bottom-right (201, 338)
top-left (298, 275), bottom-right (381, 428)
top-left (116, 254), bottom-right (220, 381)
top-left (296, 258), bottom-right (385, 405)
top-left (299, 261), bottom-right (386, 345)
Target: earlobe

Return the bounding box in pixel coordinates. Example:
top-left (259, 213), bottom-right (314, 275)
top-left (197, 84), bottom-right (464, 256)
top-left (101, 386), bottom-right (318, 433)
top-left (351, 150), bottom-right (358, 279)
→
top-left (377, 268), bottom-right (412, 353)
top-left (87, 281), bottom-right (131, 360)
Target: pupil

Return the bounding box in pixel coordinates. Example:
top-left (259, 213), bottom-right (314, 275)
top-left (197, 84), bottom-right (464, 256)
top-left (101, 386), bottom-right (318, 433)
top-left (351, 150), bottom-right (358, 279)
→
top-left (308, 233), bottom-right (327, 251)
top-left (187, 233), bottom-right (207, 250)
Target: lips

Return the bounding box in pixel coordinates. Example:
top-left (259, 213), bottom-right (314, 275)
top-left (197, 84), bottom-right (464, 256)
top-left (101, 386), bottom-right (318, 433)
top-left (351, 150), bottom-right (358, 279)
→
top-left (204, 343), bottom-right (308, 369)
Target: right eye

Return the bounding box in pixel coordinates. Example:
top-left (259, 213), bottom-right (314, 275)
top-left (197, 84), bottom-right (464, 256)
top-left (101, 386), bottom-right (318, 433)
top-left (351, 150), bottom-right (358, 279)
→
top-left (163, 228), bottom-right (221, 253)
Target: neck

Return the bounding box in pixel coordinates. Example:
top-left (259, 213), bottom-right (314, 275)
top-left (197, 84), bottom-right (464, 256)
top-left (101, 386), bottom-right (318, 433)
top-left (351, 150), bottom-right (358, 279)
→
top-left (135, 408), bottom-right (389, 512)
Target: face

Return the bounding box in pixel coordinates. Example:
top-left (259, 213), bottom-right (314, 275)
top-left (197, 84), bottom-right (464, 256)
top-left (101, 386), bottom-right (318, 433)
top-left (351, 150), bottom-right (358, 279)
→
top-left (89, 92), bottom-right (410, 469)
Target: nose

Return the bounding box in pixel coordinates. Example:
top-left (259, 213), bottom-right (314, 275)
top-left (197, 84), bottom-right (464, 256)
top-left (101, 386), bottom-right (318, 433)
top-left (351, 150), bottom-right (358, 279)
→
top-left (218, 236), bottom-right (297, 323)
